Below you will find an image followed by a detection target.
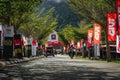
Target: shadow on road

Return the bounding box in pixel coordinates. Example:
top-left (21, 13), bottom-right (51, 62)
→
top-left (0, 64), bottom-right (120, 80)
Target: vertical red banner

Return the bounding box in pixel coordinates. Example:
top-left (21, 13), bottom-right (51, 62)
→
top-left (116, 0), bottom-right (120, 34)
top-left (93, 23), bottom-right (102, 44)
top-left (14, 39), bottom-right (21, 46)
top-left (87, 29), bottom-right (93, 47)
top-left (107, 13), bottom-right (116, 41)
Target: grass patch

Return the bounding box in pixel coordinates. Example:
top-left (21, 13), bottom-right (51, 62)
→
top-left (75, 56), bottom-right (120, 64)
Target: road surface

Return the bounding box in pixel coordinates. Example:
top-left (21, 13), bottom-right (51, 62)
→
top-left (0, 55), bottom-right (120, 80)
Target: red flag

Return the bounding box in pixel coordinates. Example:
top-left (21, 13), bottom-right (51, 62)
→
top-left (93, 23), bottom-right (102, 44)
top-left (87, 29), bottom-right (93, 46)
top-left (14, 39), bottom-right (21, 46)
top-left (107, 13), bottom-right (117, 41)
top-left (116, 0), bottom-right (120, 34)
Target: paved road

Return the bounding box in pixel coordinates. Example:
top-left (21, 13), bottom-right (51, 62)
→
top-left (0, 55), bottom-right (120, 80)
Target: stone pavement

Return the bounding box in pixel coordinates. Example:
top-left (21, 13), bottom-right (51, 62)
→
top-left (0, 56), bottom-right (44, 67)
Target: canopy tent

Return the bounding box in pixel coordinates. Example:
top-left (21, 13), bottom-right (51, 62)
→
top-left (47, 41), bottom-right (63, 49)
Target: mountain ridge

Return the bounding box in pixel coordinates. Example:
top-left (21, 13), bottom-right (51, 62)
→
top-left (39, 0), bottom-right (81, 31)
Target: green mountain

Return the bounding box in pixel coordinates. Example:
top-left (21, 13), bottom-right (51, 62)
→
top-left (39, 0), bottom-right (81, 31)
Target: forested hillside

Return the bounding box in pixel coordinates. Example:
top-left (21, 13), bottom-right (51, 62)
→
top-left (39, 0), bottom-right (81, 31)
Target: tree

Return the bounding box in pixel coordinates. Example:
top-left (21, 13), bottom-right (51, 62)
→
top-left (58, 24), bottom-right (81, 45)
top-left (67, 0), bottom-right (116, 62)
top-left (19, 7), bottom-right (57, 44)
top-left (0, 0), bottom-right (41, 33)
top-left (58, 19), bottom-right (92, 46)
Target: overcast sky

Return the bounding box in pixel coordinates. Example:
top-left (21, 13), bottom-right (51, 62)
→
top-left (48, 0), bottom-right (62, 3)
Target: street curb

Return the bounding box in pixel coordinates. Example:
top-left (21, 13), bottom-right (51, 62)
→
top-left (0, 56), bottom-right (44, 67)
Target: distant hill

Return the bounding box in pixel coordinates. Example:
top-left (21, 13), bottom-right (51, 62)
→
top-left (39, 0), bottom-right (81, 31)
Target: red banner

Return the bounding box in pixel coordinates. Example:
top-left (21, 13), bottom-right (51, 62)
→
top-left (87, 29), bottom-right (93, 46)
top-left (14, 39), bottom-right (21, 46)
top-left (116, 0), bottom-right (120, 34)
top-left (93, 23), bottom-right (102, 44)
top-left (107, 13), bottom-right (117, 41)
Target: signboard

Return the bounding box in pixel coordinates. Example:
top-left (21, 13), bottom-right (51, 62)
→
top-left (14, 34), bottom-right (23, 58)
top-left (107, 13), bottom-right (116, 41)
top-left (3, 26), bottom-right (14, 58)
top-left (32, 40), bottom-right (37, 56)
top-left (32, 46), bottom-right (36, 56)
top-left (117, 35), bottom-right (120, 53)
top-left (14, 39), bottom-right (21, 46)
top-left (0, 25), bottom-right (3, 47)
top-left (3, 37), bottom-right (14, 58)
top-left (51, 34), bottom-right (56, 40)
top-left (93, 23), bottom-right (102, 44)
top-left (48, 33), bottom-right (58, 42)
top-left (4, 26), bottom-right (14, 37)
top-left (0, 25), bottom-right (2, 31)
top-left (26, 38), bottom-right (32, 45)
top-left (87, 29), bottom-right (93, 47)
top-left (94, 44), bottom-right (100, 59)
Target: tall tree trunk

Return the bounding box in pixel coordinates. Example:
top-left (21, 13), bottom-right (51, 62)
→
top-left (105, 25), bottom-right (111, 62)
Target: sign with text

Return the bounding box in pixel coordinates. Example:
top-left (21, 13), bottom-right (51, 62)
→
top-left (4, 26), bottom-right (14, 37)
top-left (87, 29), bottom-right (93, 47)
top-left (0, 25), bottom-right (3, 47)
top-left (14, 39), bottom-right (21, 46)
top-left (117, 35), bottom-right (120, 53)
top-left (14, 34), bottom-right (23, 58)
top-left (51, 34), bottom-right (56, 40)
top-left (3, 37), bottom-right (13, 58)
top-left (94, 44), bottom-right (100, 59)
top-left (93, 23), bottom-right (102, 44)
top-left (48, 33), bottom-right (58, 42)
top-left (107, 13), bottom-right (116, 41)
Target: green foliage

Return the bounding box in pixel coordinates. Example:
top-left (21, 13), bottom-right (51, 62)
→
top-left (0, 0), bottom-right (41, 31)
top-left (67, 0), bottom-right (115, 42)
top-left (19, 7), bottom-right (57, 44)
top-left (40, 0), bottom-right (81, 31)
top-left (58, 25), bottom-right (75, 44)
top-left (67, 0), bottom-right (116, 61)
top-left (0, 0), bottom-right (57, 44)
top-left (68, 0), bottom-right (115, 27)
top-left (58, 18), bottom-right (93, 45)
